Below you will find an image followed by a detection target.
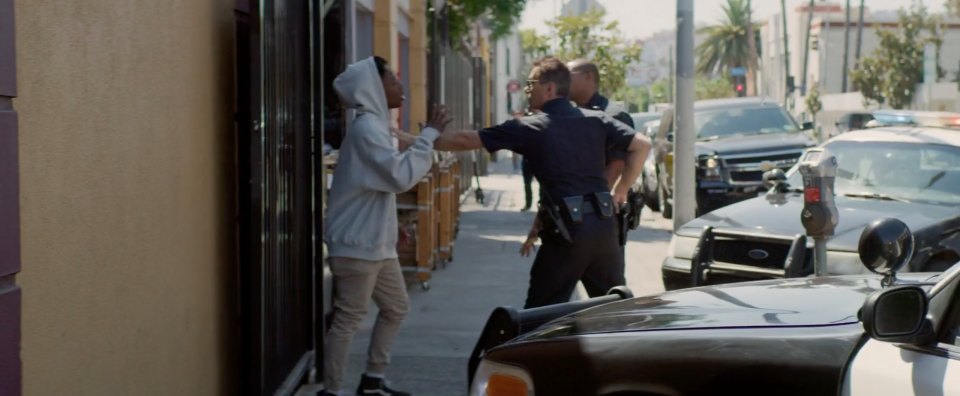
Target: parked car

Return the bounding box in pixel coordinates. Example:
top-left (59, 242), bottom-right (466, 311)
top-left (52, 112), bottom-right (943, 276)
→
top-left (654, 97), bottom-right (816, 219)
top-left (469, 219), bottom-right (960, 395)
top-left (630, 112), bottom-right (661, 130)
top-left (835, 111), bottom-right (875, 133)
top-left (662, 124), bottom-right (960, 291)
top-left (636, 119), bottom-right (661, 211)
top-left (836, 110), bottom-right (960, 133)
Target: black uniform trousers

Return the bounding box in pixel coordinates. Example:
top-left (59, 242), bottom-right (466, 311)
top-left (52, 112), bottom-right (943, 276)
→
top-left (524, 213), bottom-right (626, 309)
top-left (521, 159), bottom-right (534, 209)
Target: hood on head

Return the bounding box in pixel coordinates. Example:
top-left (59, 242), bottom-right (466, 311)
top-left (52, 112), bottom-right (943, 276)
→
top-left (333, 57), bottom-right (389, 120)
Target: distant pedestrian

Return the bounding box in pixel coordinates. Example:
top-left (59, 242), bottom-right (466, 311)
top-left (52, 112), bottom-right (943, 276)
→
top-left (324, 55), bottom-right (451, 396)
top-left (434, 56), bottom-right (651, 308)
top-left (521, 157), bottom-right (535, 211)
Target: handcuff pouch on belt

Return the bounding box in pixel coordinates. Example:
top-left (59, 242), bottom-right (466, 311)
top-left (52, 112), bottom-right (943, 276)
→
top-left (561, 196), bottom-right (585, 224)
top-left (592, 192), bottom-right (615, 218)
top-left (559, 192), bottom-right (614, 225)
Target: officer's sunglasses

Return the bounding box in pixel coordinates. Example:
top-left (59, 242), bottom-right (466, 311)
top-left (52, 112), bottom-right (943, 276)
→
top-left (524, 79), bottom-right (540, 90)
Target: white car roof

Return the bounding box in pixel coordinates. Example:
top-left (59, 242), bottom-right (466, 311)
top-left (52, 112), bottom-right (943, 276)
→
top-left (828, 126), bottom-right (960, 147)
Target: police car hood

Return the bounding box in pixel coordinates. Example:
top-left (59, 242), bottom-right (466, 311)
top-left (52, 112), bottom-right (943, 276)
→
top-left (518, 274), bottom-right (937, 340)
top-left (696, 131), bottom-right (815, 156)
top-left (677, 194), bottom-right (954, 252)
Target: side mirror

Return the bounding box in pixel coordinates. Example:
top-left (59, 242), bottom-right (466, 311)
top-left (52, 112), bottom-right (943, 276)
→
top-left (861, 285), bottom-right (934, 344)
top-left (858, 218), bottom-right (914, 285)
top-left (801, 121), bottom-right (814, 131)
top-left (762, 168), bottom-right (788, 192)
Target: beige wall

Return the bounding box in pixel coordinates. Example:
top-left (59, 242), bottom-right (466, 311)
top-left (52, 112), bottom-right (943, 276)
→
top-left (14, 0), bottom-right (237, 394)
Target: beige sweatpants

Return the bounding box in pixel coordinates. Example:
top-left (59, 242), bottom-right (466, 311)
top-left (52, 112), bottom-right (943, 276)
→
top-left (323, 257), bottom-right (410, 392)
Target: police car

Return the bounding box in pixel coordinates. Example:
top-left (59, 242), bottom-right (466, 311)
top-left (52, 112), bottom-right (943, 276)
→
top-left (662, 118), bottom-right (960, 290)
top-left (468, 218), bottom-right (960, 395)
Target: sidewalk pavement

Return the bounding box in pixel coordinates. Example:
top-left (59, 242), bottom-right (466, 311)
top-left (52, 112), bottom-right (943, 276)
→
top-left (315, 154), bottom-right (673, 396)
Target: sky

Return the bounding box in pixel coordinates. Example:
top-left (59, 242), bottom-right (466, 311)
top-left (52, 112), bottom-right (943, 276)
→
top-left (519, 0), bottom-right (949, 41)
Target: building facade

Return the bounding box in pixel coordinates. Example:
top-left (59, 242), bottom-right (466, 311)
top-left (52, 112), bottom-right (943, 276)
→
top-left (759, 2), bottom-right (960, 112)
top-left (493, 32), bottom-right (523, 123)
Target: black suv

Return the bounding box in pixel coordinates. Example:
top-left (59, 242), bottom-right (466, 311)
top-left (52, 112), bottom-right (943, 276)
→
top-left (654, 97), bottom-right (815, 218)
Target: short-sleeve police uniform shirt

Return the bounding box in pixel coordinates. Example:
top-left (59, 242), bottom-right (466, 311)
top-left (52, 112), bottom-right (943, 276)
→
top-left (583, 92), bottom-right (635, 163)
top-left (478, 98), bottom-right (635, 201)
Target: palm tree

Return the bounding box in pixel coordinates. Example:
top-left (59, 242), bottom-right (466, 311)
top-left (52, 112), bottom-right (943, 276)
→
top-left (695, 0), bottom-right (761, 84)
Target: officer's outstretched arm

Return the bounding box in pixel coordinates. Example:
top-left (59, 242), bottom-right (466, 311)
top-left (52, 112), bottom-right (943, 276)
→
top-left (613, 134), bottom-right (652, 205)
top-left (434, 130), bottom-right (483, 151)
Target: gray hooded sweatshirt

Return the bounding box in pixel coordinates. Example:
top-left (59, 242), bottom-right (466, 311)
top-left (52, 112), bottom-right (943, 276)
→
top-left (326, 57), bottom-right (440, 261)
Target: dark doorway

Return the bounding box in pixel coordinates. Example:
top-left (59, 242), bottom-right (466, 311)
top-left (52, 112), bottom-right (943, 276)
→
top-left (235, 0), bottom-right (320, 393)
top-left (0, 0), bottom-right (20, 394)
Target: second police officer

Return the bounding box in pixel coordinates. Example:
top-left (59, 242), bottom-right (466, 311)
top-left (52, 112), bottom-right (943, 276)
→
top-left (435, 56), bottom-right (651, 308)
top-left (568, 59), bottom-right (644, 250)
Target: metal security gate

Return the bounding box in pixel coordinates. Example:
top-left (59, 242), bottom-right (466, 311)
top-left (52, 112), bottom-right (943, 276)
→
top-left (235, 0), bottom-right (320, 393)
top-left (0, 0), bottom-right (20, 394)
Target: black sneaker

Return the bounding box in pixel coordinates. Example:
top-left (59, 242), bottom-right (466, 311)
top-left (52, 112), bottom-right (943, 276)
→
top-left (356, 374), bottom-right (410, 396)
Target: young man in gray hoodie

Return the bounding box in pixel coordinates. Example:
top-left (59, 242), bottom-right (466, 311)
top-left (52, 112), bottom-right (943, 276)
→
top-left (324, 56), bottom-right (450, 396)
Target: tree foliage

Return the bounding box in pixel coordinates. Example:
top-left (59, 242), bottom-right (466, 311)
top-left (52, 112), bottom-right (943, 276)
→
top-left (695, 0), bottom-right (761, 78)
top-left (550, 9), bottom-right (643, 97)
top-left (519, 29), bottom-right (550, 63)
top-left (696, 78), bottom-right (735, 100)
top-left (444, 0), bottom-right (528, 44)
top-left (626, 78), bottom-right (732, 113)
top-left (805, 84), bottom-right (822, 118)
top-left (849, 5), bottom-right (944, 109)
top-left (947, 0), bottom-right (960, 17)
top-left (517, 9), bottom-right (642, 98)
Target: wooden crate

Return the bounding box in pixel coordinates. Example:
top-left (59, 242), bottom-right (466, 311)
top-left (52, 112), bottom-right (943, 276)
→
top-left (396, 173), bottom-right (435, 289)
top-left (436, 159), bottom-right (457, 262)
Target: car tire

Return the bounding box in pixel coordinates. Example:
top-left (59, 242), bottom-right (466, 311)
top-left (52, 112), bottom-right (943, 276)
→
top-left (659, 182), bottom-right (673, 219)
top-left (644, 176), bottom-right (660, 212)
top-left (662, 272), bottom-right (687, 291)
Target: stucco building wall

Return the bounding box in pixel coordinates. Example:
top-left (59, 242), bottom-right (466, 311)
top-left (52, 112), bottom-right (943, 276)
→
top-left (14, 0), bottom-right (237, 394)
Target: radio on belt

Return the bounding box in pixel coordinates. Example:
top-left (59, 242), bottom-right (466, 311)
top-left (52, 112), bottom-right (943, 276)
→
top-left (798, 148), bottom-right (838, 276)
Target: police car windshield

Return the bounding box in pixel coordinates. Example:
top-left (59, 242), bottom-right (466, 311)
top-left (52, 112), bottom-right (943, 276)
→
top-left (695, 106), bottom-right (799, 140)
top-left (785, 141), bottom-right (960, 205)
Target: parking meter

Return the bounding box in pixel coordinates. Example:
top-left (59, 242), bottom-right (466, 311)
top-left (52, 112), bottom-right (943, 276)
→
top-left (798, 148), bottom-right (839, 276)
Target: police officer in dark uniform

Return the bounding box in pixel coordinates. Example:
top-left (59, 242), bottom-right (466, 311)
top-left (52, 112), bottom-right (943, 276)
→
top-left (434, 56), bottom-right (652, 308)
top-left (568, 59), bottom-right (643, 249)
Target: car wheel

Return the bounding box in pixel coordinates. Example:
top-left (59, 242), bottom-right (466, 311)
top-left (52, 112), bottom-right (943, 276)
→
top-left (659, 182), bottom-right (673, 219)
top-left (644, 174), bottom-right (660, 212)
top-left (662, 274), bottom-right (687, 291)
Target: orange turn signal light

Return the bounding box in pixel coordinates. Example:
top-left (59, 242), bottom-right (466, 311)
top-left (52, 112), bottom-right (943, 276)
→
top-left (486, 373), bottom-right (529, 396)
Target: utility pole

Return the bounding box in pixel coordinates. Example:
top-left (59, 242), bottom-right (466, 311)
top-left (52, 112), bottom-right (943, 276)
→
top-left (674, 0), bottom-right (696, 229)
top-left (781, 0), bottom-right (790, 104)
top-left (854, 0), bottom-right (865, 69)
top-left (842, 0), bottom-right (851, 92)
top-left (746, 0), bottom-right (757, 96)
top-left (801, 0), bottom-right (814, 96)
top-left (668, 45), bottom-right (674, 103)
